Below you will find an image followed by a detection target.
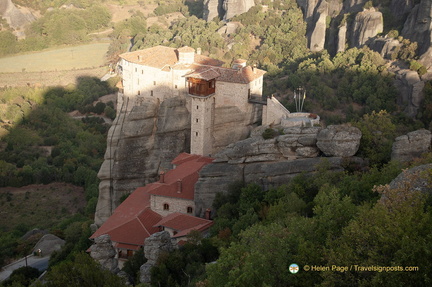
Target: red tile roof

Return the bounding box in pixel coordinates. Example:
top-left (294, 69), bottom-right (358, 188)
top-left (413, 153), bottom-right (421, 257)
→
top-left (119, 46), bottom-right (224, 69)
top-left (148, 154), bottom-right (213, 200)
top-left (90, 186), bottom-right (162, 245)
top-left (154, 212), bottom-right (213, 238)
top-left (185, 65), bottom-right (266, 84)
top-left (90, 153), bottom-right (214, 247)
top-left (119, 45), bottom-right (264, 84)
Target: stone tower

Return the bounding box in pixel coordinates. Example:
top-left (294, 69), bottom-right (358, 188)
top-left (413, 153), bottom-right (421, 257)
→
top-left (190, 93), bottom-right (215, 156)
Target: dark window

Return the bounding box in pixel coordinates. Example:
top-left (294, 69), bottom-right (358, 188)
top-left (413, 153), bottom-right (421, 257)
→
top-left (163, 203), bottom-right (169, 210)
top-left (187, 207), bottom-right (193, 213)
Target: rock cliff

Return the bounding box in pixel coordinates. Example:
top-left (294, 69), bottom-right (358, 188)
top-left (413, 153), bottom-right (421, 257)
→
top-left (194, 125), bottom-right (365, 217)
top-left (0, 0), bottom-right (36, 38)
top-left (139, 231), bottom-right (175, 283)
top-left (95, 96), bottom-right (191, 226)
top-left (89, 234), bottom-right (119, 273)
top-left (203, 0), bottom-right (255, 21)
top-left (391, 129), bottom-right (432, 162)
top-left (95, 94), bottom-right (261, 226)
top-left (401, 0), bottom-right (432, 68)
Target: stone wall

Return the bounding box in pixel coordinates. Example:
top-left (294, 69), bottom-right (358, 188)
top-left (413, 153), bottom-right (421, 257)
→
top-left (151, 195), bottom-right (195, 217)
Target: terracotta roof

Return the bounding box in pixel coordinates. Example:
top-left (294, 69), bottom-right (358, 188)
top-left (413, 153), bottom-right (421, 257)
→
top-left (148, 155), bottom-right (213, 200)
top-left (154, 212), bottom-right (213, 238)
top-left (120, 46), bottom-right (178, 69)
top-left (90, 186), bottom-right (162, 245)
top-left (119, 45), bottom-right (224, 69)
top-left (177, 46), bottom-right (195, 53)
top-left (184, 67), bottom-right (221, 81)
top-left (90, 153), bottom-right (214, 247)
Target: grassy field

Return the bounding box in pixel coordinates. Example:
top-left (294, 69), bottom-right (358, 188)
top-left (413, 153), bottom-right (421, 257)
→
top-left (0, 183), bottom-right (86, 232)
top-left (0, 42), bottom-right (110, 73)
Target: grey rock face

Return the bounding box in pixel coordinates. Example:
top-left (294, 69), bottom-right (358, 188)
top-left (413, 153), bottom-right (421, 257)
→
top-left (89, 234), bottom-right (119, 273)
top-left (401, 0), bottom-right (432, 57)
top-left (316, 125), bottom-right (362, 157)
top-left (222, 0), bottom-right (255, 20)
top-left (351, 9), bottom-right (383, 47)
top-left (140, 231), bottom-right (175, 283)
top-left (194, 125), bottom-right (366, 217)
top-left (393, 69), bottom-right (425, 118)
top-left (391, 129), bottom-right (432, 162)
top-left (389, 163), bottom-right (432, 194)
top-left (368, 37), bottom-right (401, 59)
top-left (309, 0), bottom-right (328, 52)
top-left (0, 0), bottom-right (36, 33)
top-left (95, 96), bottom-right (190, 226)
top-left (203, 0), bottom-right (222, 21)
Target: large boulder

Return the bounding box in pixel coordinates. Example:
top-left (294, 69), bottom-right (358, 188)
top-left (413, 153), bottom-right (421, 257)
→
top-left (140, 231), bottom-right (175, 283)
top-left (89, 234), bottom-right (119, 273)
top-left (32, 234), bottom-right (65, 257)
top-left (391, 129), bottom-right (432, 162)
top-left (389, 163), bottom-right (432, 194)
top-left (316, 125), bottom-right (362, 157)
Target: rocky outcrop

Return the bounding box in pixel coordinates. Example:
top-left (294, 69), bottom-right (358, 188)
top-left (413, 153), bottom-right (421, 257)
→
top-left (401, 0), bottom-right (432, 67)
top-left (368, 37), bottom-right (401, 59)
top-left (316, 125), bottom-right (362, 157)
top-left (351, 9), bottom-right (383, 47)
top-left (194, 125), bottom-right (366, 217)
top-left (389, 163), bottom-right (432, 194)
top-left (309, 1), bottom-right (328, 52)
top-left (89, 234), bottom-right (119, 273)
top-left (222, 0), bottom-right (254, 20)
top-left (139, 231), bottom-right (175, 283)
top-left (203, 0), bottom-right (222, 21)
top-left (203, 0), bottom-right (254, 21)
top-left (391, 129), bottom-right (431, 162)
top-left (95, 96), bottom-right (191, 226)
top-left (393, 69), bottom-right (425, 118)
top-left (0, 0), bottom-right (36, 37)
top-left (32, 234), bottom-right (65, 256)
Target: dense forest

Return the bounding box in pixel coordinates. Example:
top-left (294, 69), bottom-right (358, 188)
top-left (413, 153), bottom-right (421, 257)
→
top-left (1, 0), bottom-right (432, 286)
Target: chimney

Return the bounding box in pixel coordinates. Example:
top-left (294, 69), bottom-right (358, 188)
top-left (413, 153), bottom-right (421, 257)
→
top-left (159, 171), bottom-right (165, 183)
top-left (232, 59), bottom-right (247, 70)
top-left (177, 179), bottom-right (182, 193)
top-left (177, 46), bottom-right (195, 65)
top-left (138, 55), bottom-right (142, 61)
top-left (205, 208), bottom-right (211, 220)
top-left (196, 47), bottom-right (202, 55)
top-left (252, 64), bottom-right (257, 73)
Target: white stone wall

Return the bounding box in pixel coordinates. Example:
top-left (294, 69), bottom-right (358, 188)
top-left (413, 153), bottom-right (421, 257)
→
top-left (263, 96), bottom-right (291, 125)
top-left (150, 194), bottom-right (195, 217)
top-left (190, 95), bottom-right (215, 156)
top-left (215, 81), bottom-right (250, 112)
top-left (120, 59), bottom-right (191, 104)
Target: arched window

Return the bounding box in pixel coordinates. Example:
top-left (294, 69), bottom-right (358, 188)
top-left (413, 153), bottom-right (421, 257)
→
top-left (163, 203), bottom-right (169, 210)
top-left (187, 206), bottom-right (193, 214)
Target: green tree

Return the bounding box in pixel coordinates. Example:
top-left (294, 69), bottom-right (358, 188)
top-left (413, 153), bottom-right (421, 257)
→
top-left (45, 253), bottom-right (127, 287)
top-left (352, 110), bottom-right (397, 166)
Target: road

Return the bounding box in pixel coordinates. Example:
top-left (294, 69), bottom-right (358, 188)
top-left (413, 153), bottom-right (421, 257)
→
top-left (0, 255), bottom-right (49, 282)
